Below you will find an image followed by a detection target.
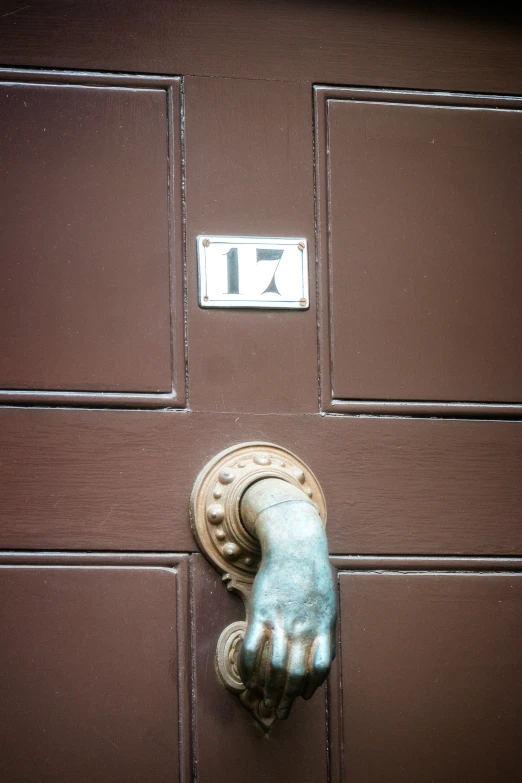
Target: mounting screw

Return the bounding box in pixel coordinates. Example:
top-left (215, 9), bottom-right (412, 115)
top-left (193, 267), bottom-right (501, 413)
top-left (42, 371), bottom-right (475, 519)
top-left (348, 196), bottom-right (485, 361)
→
top-left (202, 238), bottom-right (210, 247)
top-left (297, 241), bottom-right (305, 251)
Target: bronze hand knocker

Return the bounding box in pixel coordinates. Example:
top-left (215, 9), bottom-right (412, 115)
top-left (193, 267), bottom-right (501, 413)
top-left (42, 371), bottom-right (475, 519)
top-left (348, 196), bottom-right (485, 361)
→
top-left (190, 442), bottom-right (337, 731)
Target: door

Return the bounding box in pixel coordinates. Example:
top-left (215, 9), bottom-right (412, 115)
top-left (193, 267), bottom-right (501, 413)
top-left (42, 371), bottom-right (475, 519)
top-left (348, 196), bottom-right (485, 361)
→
top-left (0, 3), bottom-right (521, 781)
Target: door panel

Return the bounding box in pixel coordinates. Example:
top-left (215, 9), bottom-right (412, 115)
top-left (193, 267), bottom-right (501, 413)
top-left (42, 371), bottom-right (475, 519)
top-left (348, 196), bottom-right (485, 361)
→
top-left (334, 569), bottom-right (522, 782)
top-left (316, 87), bottom-right (522, 416)
top-left (0, 555), bottom-right (190, 782)
top-left (0, 70), bottom-right (184, 408)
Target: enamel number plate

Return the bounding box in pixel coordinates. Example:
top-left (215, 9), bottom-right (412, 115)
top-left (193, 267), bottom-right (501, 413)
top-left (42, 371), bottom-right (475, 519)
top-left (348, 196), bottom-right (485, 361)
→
top-left (197, 235), bottom-right (309, 309)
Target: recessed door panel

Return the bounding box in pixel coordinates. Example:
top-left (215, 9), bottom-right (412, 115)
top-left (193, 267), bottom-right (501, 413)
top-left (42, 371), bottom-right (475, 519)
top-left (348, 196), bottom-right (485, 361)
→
top-left (0, 73), bottom-right (183, 406)
top-left (336, 571), bottom-right (522, 782)
top-left (317, 88), bottom-right (522, 416)
top-left (0, 558), bottom-right (189, 783)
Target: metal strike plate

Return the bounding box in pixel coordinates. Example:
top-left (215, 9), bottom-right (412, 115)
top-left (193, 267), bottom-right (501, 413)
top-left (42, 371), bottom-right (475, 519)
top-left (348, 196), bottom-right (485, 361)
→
top-left (197, 235), bottom-right (309, 309)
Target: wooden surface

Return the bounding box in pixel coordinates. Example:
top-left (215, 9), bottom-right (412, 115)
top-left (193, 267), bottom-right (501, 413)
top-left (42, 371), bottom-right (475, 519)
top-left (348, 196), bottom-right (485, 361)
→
top-left (318, 89), bottom-right (522, 409)
top-left (0, 79), bottom-right (173, 394)
top-left (336, 570), bottom-right (522, 782)
top-left (0, 2), bottom-right (521, 94)
top-left (184, 77), bottom-right (318, 413)
top-left (0, 3), bottom-right (521, 780)
top-left (192, 554), bottom-right (328, 783)
top-left (1, 408), bottom-right (520, 555)
top-left (0, 556), bottom-right (190, 782)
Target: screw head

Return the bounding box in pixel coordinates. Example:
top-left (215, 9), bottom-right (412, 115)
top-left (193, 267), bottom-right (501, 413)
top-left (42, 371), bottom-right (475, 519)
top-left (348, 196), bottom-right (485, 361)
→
top-left (202, 238), bottom-right (210, 247)
top-left (297, 241), bottom-right (305, 251)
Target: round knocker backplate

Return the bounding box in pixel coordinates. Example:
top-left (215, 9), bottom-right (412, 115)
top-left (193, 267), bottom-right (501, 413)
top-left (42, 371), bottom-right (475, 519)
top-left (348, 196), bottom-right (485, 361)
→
top-left (189, 442), bottom-right (326, 586)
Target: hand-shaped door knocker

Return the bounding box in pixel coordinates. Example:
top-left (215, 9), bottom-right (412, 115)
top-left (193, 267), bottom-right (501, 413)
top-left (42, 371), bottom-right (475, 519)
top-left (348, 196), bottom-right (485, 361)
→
top-left (190, 442), bottom-right (336, 731)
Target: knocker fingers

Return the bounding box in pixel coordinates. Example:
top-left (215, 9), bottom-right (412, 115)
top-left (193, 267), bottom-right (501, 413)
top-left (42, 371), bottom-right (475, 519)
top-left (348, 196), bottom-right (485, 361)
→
top-left (263, 626), bottom-right (288, 708)
top-left (302, 634), bottom-right (333, 700)
top-left (275, 639), bottom-right (307, 720)
top-left (239, 621), bottom-right (267, 690)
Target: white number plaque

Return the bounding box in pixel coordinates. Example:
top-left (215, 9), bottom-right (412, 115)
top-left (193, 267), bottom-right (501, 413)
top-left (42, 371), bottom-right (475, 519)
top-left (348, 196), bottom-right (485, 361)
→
top-left (197, 236), bottom-right (309, 309)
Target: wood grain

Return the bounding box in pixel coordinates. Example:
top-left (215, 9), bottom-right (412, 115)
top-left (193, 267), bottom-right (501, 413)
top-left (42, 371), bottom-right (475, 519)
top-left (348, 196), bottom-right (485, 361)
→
top-left (0, 408), bottom-right (520, 555)
top-left (0, 2), bottom-right (520, 94)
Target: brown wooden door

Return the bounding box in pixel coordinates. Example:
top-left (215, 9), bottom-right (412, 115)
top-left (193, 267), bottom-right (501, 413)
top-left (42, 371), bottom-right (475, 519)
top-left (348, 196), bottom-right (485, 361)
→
top-left (0, 3), bottom-right (521, 781)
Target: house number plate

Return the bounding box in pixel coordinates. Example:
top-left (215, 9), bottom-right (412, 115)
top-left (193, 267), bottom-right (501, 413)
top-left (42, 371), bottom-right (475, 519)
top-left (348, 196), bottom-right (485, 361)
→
top-left (197, 235), bottom-right (309, 309)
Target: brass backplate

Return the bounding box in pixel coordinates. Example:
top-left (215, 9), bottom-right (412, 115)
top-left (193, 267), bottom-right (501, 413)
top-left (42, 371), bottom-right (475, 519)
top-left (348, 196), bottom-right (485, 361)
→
top-left (189, 442), bottom-right (326, 601)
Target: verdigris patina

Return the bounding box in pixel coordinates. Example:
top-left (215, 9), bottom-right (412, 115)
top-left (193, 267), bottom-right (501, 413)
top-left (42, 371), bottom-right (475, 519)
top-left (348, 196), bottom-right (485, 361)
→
top-left (240, 477), bottom-right (336, 720)
top-left (190, 442), bottom-right (337, 731)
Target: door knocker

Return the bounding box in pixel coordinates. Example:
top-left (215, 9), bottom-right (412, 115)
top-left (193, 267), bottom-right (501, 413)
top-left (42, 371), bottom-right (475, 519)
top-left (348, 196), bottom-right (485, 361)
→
top-left (190, 442), bottom-right (336, 731)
